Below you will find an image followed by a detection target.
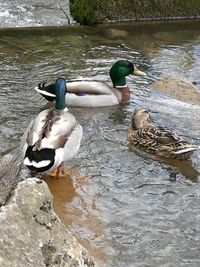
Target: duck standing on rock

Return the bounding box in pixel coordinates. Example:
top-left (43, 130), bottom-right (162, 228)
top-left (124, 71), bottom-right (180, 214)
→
top-left (35, 60), bottom-right (146, 107)
top-left (22, 78), bottom-right (83, 177)
top-left (128, 107), bottom-right (197, 160)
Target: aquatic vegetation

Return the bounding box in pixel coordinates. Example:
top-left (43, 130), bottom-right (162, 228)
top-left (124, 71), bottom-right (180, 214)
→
top-left (70, 0), bottom-right (200, 24)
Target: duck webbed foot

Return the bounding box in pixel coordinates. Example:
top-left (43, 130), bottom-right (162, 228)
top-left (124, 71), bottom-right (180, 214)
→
top-left (47, 164), bottom-right (65, 178)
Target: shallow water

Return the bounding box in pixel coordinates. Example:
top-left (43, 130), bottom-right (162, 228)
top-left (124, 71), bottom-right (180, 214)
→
top-left (1, 20), bottom-right (200, 266)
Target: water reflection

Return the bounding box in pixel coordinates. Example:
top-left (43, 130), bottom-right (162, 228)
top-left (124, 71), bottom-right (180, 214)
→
top-left (163, 158), bottom-right (200, 183)
top-left (43, 167), bottom-right (107, 263)
top-left (1, 20), bottom-right (200, 267)
top-left (127, 145), bottom-right (200, 183)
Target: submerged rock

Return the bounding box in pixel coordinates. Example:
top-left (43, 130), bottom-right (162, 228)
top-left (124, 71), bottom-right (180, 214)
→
top-left (0, 178), bottom-right (95, 267)
top-left (150, 76), bottom-right (200, 105)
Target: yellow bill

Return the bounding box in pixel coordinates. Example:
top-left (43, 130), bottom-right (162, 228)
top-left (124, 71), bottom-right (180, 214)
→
top-left (133, 67), bottom-right (146, 76)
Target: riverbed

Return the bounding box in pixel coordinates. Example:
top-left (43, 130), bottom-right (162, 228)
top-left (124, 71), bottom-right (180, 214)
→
top-left (1, 20), bottom-right (200, 267)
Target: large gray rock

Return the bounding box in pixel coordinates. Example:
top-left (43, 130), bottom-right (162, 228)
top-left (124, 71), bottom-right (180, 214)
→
top-left (0, 0), bottom-right (75, 28)
top-left (0, 178), bottom-right (95, 267)
top-left (150, 76), bottom-right (200, 105)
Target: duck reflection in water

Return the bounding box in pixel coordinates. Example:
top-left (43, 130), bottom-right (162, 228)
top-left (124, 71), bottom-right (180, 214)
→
top-left (43, 166), bottom-right (107, 263)
top-left (163, 158), bottom-right (199, 183)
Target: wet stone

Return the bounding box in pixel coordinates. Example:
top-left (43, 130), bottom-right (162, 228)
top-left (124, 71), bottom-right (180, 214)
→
top-left (0, 178), bottom-right (96, 267)
top-left (150, 76), bottom-right (200, 105)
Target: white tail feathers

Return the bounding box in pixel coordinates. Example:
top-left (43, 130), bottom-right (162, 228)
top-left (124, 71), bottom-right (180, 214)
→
top-left (34, 87), bottom-right (56, 97)
top-left (24, 157), bottom-right (51, 168)
top-left (174, 146), bottom-right (197, 155)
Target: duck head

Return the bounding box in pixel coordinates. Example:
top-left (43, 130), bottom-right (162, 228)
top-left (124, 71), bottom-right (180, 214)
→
top-left (109, 60), bottom-right (146, 88)
top-left (55, 78), bottom-right (67, 110)
top-left (131, 107), bottom-right (152, 130)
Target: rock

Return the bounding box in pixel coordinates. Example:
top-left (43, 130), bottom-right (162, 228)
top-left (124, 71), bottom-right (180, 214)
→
top-left (0, 178), bottom-right (95, 267)
top-left (150, 76), bottom-right (200, 105)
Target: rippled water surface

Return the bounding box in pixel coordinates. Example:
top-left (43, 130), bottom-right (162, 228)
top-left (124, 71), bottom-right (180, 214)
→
top-left (1, 20), bottom-right (200, 266)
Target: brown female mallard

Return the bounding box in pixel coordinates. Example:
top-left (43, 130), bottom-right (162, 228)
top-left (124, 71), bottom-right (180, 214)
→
top-left (128, 107), bottom-right (197, 159)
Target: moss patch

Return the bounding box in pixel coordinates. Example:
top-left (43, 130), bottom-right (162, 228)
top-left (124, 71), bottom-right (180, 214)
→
top-left (70, 0), bottom-right (200, 24)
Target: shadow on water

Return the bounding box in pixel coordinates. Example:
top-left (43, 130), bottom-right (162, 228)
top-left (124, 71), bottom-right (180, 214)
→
top-left (127, 146), bottom-right (200, 183)
top-left (163, 158), bottom-right (200, 183)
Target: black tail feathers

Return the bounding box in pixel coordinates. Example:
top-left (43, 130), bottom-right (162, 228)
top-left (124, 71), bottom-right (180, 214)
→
top-left (24, 146), bottom-right (55, 173)
top-left (37, 82), bottom-right (56, 101)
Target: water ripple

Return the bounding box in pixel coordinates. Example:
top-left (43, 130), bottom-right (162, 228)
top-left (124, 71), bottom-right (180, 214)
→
top-left (1, 22), bottom-right (200, 266)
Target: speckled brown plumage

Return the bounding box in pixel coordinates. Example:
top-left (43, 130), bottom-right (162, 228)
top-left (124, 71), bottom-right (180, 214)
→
top-left (128, 107), bottom-right (197, 160)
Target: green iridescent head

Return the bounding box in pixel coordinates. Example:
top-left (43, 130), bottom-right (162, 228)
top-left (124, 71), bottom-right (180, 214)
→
top-left (55, 78), bottom-right (66, 110)
top-left (109, 60), bottom-right (146, 88)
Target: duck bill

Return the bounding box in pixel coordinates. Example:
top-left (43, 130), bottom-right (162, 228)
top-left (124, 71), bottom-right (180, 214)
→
top-left (133, 67), bottom-right (146, 76)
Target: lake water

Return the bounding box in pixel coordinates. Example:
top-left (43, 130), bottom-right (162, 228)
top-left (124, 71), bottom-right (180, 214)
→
top-left (1, 20), bottom-right (200, 267)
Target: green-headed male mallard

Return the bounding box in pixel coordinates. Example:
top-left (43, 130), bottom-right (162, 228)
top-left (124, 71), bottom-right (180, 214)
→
top-left (35, 60), bottom-right (146, 107)
top-left (128, 107), bottom-right (197, 160)
top-left (22, 78), bottom-right (83, 177)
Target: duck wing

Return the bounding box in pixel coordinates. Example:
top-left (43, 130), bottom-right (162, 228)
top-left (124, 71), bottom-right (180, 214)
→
top-left (39, 109), bottom-right (78, 150)
top-left (26, 108), bottom-right (77, 151)
top-left (150, 126), bottom-right (182, 145)
top-left (67, 80), bottom-right (112, 95)
top-left (35, 79), bottom-right (113, 100)
top-left (26, 109), bottom-right (53, 148)
top-left (144, 127), bottom-right (197, 159)
top-left (129, 126), bottom-right (183, 154)
top-left (134, 127), bottom-right (181, 144)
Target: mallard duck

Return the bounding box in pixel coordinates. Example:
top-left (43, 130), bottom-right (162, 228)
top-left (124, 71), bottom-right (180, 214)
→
top-left (22, 78), bottom-right (83, 177)
top-left (128, 107), bottom-right (197, 159)
top-left (35, 60), bottom-right (146, 107)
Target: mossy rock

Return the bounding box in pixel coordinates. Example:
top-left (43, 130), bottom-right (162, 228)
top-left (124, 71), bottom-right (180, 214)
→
top-left (70, 0), bottom-right (200, 25)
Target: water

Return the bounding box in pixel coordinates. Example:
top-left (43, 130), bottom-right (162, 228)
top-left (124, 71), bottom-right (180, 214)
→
top-left (1, 20), bottom-right (200, 266)
top-left (0, 0), bottom-right (73, 28)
